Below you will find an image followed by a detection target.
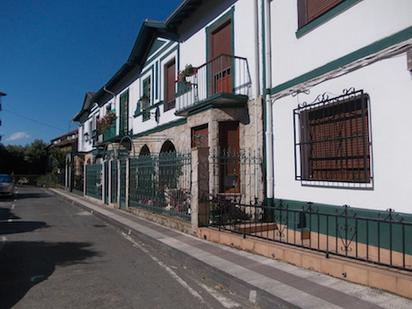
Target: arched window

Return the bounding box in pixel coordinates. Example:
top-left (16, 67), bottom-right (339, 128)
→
top-left (160, 140), bottom-right (176, 154)
top-left (139, 145), bottom-right (151, 156)
top-left (159, 140), bottom-right (177, 189)
top-left (135, 144), bottom-right (154, 202)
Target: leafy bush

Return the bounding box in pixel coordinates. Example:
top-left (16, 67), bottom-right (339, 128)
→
top-left (36, 174), bottom-right (60, 188)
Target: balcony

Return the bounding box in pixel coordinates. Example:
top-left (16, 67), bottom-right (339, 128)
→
top-left (103, 123), bottom-right (116, 142)
top-left (175, 55), bottom-right (251, 116)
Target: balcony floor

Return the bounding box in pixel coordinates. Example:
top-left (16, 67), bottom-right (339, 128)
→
top-left (175, 92), bottom-right (248, 117)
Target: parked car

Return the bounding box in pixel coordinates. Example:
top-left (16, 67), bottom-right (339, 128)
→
top-left (0, 174), bottom-right (15, 197)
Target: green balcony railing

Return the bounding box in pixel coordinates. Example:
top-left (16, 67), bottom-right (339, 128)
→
top-left (103, 124), bottom-right (116, 142)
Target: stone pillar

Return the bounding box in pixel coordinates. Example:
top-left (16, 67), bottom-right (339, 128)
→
top-left (191, 147), bottom-right (210, 229)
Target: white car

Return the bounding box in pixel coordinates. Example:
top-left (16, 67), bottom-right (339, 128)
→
top-left (0, 174), bottom-right (15, 197)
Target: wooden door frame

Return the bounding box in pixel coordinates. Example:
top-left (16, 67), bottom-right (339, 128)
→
top-left (191, 124), bottom-right (209, 148)
top-left (205, 8), bottom-right (235, 96)
top-left (218, 121), bottom-right (240, 194)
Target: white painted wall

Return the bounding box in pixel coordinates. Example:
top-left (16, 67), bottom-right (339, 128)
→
top-left (270, 0), bottom-right (412, 87)
top-left (272, 53), bottom-right (412, 213)
top-left (130, 42), bottom-right (184, 135)
top-left (77, 107), bottom-right (99, 153)
top-left (179, 0), bottom-right (258, 98)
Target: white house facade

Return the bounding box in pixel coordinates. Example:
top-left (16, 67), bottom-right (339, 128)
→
top-left (264, 0), bottom-right (412, 214)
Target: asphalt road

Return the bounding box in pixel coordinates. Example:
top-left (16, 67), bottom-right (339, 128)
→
top-left (0, 187), bottom-right (290, 309)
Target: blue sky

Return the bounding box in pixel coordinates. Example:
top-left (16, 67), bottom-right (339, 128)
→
top-left (0, 0), bottom-right (181, 145)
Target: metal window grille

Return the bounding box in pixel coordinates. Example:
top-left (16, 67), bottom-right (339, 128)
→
top-left (294, 89), bottom-right (372, 183)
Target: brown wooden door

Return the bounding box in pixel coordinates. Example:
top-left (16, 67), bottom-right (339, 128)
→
top-left (164, 60), bottom-right (176, 111)
top-left (210, 21), bottom-right (232, 95)
top-left (219, 122), bottom-right (240, 193)
top-left (191, 125), bottom-right (208, 148)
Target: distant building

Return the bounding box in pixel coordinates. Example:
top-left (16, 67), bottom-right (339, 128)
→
top-left (49, 130), bottom-right (82, 192)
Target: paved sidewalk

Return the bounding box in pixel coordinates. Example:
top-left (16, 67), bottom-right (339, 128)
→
top-left (50, 189), bottom-right (412, 309)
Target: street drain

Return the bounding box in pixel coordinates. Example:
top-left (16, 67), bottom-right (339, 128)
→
top-left (93, 224), bottom-right (107, 228)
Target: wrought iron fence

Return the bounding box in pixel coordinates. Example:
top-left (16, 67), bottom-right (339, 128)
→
top-left (209, 149), bottom-right (263, 205)
top-left (175, 54), bottom-right (251, 114)
top-left (209, 199), bottom-right (412, 271)
top-left (129, 152), bottom-right (192, 220)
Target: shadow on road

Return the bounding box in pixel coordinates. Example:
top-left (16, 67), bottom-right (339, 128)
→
top-left (0, 241), bottom-right (99, 309)
top-left (0, 207), bottom-right (47, 235)
top-left (13, 192), bottom-right (52, 200)
top-left (0, 221), bottom-right (48, 235)
top-left (0, 208), bottom-right (20, 221)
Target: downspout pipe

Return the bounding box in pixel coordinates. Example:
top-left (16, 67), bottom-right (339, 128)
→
top-left (103, 86), bottom-right (116, 108)
top-left (253, 0), bottom-right (261, 198)
top-left (264, 0), bottom-right (274, 204)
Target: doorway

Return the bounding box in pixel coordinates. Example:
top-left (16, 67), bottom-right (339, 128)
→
top-left (218, 122), bottom-right (240, 193)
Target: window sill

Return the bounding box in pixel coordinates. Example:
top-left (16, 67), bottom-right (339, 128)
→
top-left (296, 0), bottom-right (361, 39)
top-left (299, 179), bottom-right (373, 190)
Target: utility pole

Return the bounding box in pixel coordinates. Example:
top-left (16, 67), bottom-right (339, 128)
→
top-left (0, 91), bottom-right (6, 143)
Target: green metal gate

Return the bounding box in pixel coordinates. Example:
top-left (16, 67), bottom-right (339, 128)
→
top-left (119, 159), bottom-right (127, 209)
top-left (110, 160), bottom-right (118, 204)
top-left (128, 152), bottom-right (191, 220)
top-left (104, 161), bottom-right (109, 204)
top-left (85, 164), bottom-right (102, 199)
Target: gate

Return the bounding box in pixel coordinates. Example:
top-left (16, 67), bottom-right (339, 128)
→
top-left (129, 152), bottom-right (191, 220)
top-left (119, 159), bottom-right (127, 209)
top-left (85, 164), bottom-right (102, 199)
top-left (110, 160), bottom-right (118, 204)
top-left (103, 161), bottom-right (109, 204)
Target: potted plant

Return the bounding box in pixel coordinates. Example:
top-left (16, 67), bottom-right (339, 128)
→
top-left (177, 64), bottom-right (198, 95)
top-left (178, 64), bottom-right (198, 82)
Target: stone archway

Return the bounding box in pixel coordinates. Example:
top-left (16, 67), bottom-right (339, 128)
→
top-left (139, 144), bottom-right (151, 156)
top-left (160, 140), bottom-right (176, 154)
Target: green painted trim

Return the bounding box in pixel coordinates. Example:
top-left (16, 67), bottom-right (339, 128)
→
top-left (133, 100), bottom-right (164, 118)
top-left (132, 118), bottom-right (187, 139)
top-left (155, 61), bottom-right (159, 100)
top-left (146, 41), bottom-right (175, 64)
top-left (296, 0), bottom-right (361, 39)
top-left (264, 197), bottom-right (274, 207)
top-left (205, 6), bottom-right (235, 96)
top-left (119, 89), bottom-right (129, 135)
top-left (269, 197), bottom-right (412, 254)
top-left (159, 45), bottom-right (178, 64)
top-left (270, 26), bottom-right (412, 96)
top-left (140, 65), bottom-right (154, 79)
top-left (147, 39), bottom-right (167, 59)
